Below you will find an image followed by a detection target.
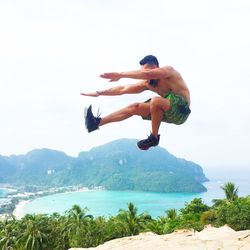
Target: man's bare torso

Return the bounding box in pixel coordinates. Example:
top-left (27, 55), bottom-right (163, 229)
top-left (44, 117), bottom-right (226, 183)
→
top-left (146, 66), bottom-right (190, 105)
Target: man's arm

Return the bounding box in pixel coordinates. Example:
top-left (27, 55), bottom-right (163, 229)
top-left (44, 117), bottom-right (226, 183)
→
top-left (100, 66), bottom-right (173, 82)
top-left (80, 81), bottom-right (148, 97)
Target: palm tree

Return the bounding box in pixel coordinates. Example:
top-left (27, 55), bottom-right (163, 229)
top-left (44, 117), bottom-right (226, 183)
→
top-left (0, 218), bottom-right (17, 250)
top-left (82, 216), bottom-right (110, 247)
top-left (16, 214), bottom-right (49, 250)
top-left (64, 205), bottom-right (93, 247)
top-left (65, 205), bottom-right (93, 231)
top-left (116, 202), bottom-right (152, 236)
top-left (221, 182), bottom-right (238, 202)
top-left (213, 182), bottom-right (239, 206)
top-left (47, 212), bottom-right (70, 250)
top-left (145, 218), bottom-right (165, 235)
top-left (166, 209), bottom-right (177, 220)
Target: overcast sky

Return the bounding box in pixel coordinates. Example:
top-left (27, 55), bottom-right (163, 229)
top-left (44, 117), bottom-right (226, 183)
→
top-left (0, 0), bottom-right (250, 172)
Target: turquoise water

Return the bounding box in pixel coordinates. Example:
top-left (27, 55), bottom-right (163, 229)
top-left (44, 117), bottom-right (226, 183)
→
top-left (0, 189), bottom-right (7, 198)
top-left (10, 172), bottom-right (250, 218)
top-left (20, 190), bottom-right (199, 218)
top-left (19, 179), bottom-right (247, 218)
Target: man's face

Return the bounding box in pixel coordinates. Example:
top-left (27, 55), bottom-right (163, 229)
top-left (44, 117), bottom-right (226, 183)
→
top-left (140, 64), bottom-right (156, 70)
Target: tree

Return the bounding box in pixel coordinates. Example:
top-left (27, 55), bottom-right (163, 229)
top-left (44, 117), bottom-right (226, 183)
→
top-left (215, 197), bottom-right (250, 230)
top-left (0, 217), bottom-right (17, 250)
top-left (16, 214), bottom-right (49, 250)
top-left (47, 212), bottom-right (70, 250)
top-left (177, 198), bottom-right (209, 232)
top-left (65, 205), bottom-right (93, 247)
top-left (221, 182), bottom-right (238, 202)
top-left (145, 219), bottom-right (165, 235)
top-left (166, 209), bottom-right (177, 220)
top-left (180, 198), bottom-right (209, 215)
top-left (116, 202), bottom-right (152, 236)
top-left (213, 182), bottom-right (239, 206)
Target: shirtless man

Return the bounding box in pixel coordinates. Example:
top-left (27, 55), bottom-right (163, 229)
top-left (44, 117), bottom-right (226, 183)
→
top-left (81, 55), bottom-right (191, 150)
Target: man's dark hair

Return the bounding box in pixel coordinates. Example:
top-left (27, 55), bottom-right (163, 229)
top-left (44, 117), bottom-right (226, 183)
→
top-left (140, 55), bottom-right (159, 87)
top-left (139, 55), bottom-right (159, 67)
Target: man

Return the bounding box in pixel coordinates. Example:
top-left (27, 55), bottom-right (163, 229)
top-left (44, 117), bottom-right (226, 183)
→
top-left (81, 55), bottom-right (191, 150)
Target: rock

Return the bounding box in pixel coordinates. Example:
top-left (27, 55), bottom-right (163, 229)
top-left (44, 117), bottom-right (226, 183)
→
top-left (68, 225), bottom-right (250, 250)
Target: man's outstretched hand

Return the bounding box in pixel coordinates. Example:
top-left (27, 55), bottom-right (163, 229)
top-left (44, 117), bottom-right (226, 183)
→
top-left (100, 72), bottom-right (121, 82)
top-left (80, 91), bottom-right (99, 97)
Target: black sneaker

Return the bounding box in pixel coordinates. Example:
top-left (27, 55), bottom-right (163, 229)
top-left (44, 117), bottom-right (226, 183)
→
top-left (84, 105), bottom-right (101, 132)
top-left (137, 134), bottom-right (160, 150)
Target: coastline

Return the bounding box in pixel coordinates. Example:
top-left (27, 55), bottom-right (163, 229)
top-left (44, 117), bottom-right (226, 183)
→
top-left (10, 186), bottom-right (94, 219)
top-left (12, 200), bottom-right (31, 219)
top-left (5, 178), bottom-right (250, 219)
top-left (0, 185), bottom-right (95, 218)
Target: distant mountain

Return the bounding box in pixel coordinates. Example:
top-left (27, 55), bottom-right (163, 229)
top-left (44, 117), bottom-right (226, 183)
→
top-left (0, 139), bottom-right (208, 192)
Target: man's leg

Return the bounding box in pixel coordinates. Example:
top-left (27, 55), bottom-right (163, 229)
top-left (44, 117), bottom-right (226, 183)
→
top-left (137, 97), bottom-right (170, 150)
top-left (85, 102), bottom-right (150, 132)
top-left (100, 102), bottom-right (150, 126)
top-left (149, 97), bottom-right (170, 136)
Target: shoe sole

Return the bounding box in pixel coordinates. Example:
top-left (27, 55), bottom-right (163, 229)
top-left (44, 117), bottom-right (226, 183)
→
top-left (84, 105), bottom-right (99, 133)
top-left (84, 107), bottom-right (89, 131)
top-left (138, 146), bottom-right (149, 151)
top-left (137, 141), bottom-right (159, 151)
top-left (137, 142), bottom-right (149, 151)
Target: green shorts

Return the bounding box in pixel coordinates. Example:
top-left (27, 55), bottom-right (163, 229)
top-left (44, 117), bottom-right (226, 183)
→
top-left (142, 92), bottom-right (191, 125)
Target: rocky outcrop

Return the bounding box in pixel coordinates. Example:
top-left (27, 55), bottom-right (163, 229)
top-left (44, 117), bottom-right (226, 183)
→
top-left (69, 225), bottom-right (250, 250)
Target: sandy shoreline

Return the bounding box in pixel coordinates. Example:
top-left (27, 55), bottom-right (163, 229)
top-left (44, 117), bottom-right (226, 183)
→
top-left (11, 188), bottom-right (91, 219)
top-left (12, 200), bottom-right (31, 219)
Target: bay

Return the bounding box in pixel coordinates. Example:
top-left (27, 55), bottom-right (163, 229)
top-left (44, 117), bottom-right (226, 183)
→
top-left (17, 176), bottom-right (250, 218)
top-left (18, 190), bottom-right (198, 218)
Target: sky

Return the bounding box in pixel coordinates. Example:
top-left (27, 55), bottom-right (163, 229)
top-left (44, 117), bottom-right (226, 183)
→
top-left (0, 0), bottom-right (250, 173)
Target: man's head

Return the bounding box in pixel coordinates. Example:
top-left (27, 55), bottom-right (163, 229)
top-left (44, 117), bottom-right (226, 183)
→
top-left (139, 55), bottom-right (159, 68)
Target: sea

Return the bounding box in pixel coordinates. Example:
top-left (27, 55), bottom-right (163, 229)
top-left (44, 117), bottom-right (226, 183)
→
top-left (1, 169), bottom-right (250, 218)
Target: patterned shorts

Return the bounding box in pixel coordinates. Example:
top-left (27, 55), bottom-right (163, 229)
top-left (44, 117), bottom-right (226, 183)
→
top-left (142, 92), bottom-right (191, 125)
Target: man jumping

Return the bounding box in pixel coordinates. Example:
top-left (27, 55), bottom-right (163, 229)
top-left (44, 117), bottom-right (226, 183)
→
top-left (81, 55), bottom-right (191, 150)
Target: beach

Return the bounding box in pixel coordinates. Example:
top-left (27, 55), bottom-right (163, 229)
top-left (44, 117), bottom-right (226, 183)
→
top-left (12, 200), bottom-right (31, 219)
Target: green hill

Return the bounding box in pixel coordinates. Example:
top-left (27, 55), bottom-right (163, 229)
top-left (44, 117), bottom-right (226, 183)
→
top-left (0, 139), bottom-right (208, 192)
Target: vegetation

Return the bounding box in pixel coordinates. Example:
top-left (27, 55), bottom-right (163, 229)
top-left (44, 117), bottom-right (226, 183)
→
top-left (0, 182), bottom-right (249, 250)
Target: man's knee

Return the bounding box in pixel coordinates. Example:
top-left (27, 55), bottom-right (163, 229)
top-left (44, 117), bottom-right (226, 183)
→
top-left (128, 102), bottom-right (141, 112)
top-left (150, 97), bottom-right (163, 106)
top-left (150, 97), bottom-right (170, 111)
top-left (128, 102), bottom-right (148, 115)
